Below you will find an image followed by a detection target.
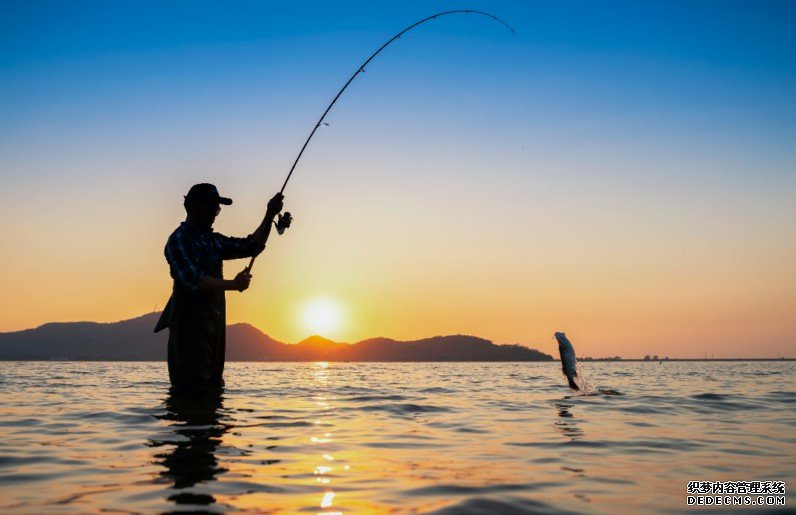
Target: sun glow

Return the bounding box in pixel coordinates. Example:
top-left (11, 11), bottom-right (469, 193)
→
top-left (301, 298), bottom-right (344, 337)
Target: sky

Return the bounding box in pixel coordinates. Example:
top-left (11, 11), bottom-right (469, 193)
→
top-left (1, 1), bottom-right (794, 358)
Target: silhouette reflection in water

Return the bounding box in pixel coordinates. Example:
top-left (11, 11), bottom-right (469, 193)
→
top-left (151, 388), bottom-right (231, 510)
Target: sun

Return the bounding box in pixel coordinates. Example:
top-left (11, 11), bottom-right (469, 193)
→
top-left (301, 298), bottom-right (344, 336)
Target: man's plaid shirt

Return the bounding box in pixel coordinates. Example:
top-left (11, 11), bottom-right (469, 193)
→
top-left (164, 222), bottom-right (258, 291)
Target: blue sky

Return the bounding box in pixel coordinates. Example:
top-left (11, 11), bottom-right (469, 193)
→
top-left (2, 1), bottom-right (794, 186)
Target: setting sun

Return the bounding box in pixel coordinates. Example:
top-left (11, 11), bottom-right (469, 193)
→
top-left (301, 298), bottom-right (344, 337)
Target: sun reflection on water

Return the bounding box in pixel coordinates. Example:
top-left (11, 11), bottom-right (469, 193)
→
top-left (311, 361), bottom-right (343, 515)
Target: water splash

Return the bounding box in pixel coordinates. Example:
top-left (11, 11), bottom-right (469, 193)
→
top-left (573, 364), bottom-right (597, 396)
top-left (573, 364), bottom-right (622, 396)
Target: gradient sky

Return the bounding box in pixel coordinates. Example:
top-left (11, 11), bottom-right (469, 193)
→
top-left (1, 1), bottom-right (794, 358)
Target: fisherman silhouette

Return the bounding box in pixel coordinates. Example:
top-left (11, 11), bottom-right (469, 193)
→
top-left (155, 183), bottom-right (284, 395)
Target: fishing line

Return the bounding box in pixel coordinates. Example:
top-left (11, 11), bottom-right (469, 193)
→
top-left (248, 10), bottom-right (515, 271)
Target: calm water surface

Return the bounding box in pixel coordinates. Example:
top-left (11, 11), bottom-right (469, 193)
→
top-left (0, 361), bottom-right (793, 513)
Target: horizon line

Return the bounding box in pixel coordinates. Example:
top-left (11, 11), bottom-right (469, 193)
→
top-left (1, 310), bottom-right (793, 361)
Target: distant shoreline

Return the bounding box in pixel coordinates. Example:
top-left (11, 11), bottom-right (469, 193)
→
top-left (2, 358), bottom-right (793, 363)
top-left (1, 312), bottom-right (791, 362)
top-left (580, 358), bottom-right (794, 362)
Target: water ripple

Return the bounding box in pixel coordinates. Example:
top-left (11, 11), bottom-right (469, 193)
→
top-left (0, 361), bottom-right (792, 513)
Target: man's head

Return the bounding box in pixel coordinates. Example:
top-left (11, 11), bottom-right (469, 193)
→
top-left (183, 183), bottom-right (232, 229)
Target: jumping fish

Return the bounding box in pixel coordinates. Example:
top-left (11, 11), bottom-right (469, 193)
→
top-left (555, 332), bottom-right (579, 391)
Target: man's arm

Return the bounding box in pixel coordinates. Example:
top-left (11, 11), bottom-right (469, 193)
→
top-left (166, 230), bottom-right (251, 292)
top-left (197, 270), bottom-right (251, 292)
top-left (218, 193), bottom-right (285, 260)
top-left (249, 193), bottom-right (284, 256)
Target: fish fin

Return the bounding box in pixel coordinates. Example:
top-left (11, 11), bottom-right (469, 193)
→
top-left (567, 376), bottom-right (580, 391)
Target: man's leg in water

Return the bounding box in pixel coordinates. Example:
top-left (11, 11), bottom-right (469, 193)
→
top-left (167, 325), bottom-right (215, 395)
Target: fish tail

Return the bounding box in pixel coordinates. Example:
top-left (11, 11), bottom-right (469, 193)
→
top-left (567, 375), bottom-right (579, 391)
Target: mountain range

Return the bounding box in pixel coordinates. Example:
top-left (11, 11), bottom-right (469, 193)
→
top-left (0, 312), bottom-right (553, 362)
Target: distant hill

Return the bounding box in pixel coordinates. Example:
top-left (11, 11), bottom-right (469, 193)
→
top-left (0, 313), bottom-right (553, 362)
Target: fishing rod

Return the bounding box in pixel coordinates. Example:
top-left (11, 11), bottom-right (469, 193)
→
top-left (248, 10), bottom-right (515, 272)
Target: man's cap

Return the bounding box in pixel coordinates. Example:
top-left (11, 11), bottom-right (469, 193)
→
top-left (184, 183), bottom-right (232, 205)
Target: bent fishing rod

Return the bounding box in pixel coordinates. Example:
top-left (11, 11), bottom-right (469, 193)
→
top-left (247, 10), bottom-right (515, 272)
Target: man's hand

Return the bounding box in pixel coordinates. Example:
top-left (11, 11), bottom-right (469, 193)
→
top-left (232, 268), bottom-right (252, 292)
top-left (266, 193), bottom-right (284, 219)
top-left (248, 193), bottom-right (286, 259)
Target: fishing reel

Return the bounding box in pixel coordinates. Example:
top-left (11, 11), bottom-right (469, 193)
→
top-left (274, 212), bottom-right (293, 235)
